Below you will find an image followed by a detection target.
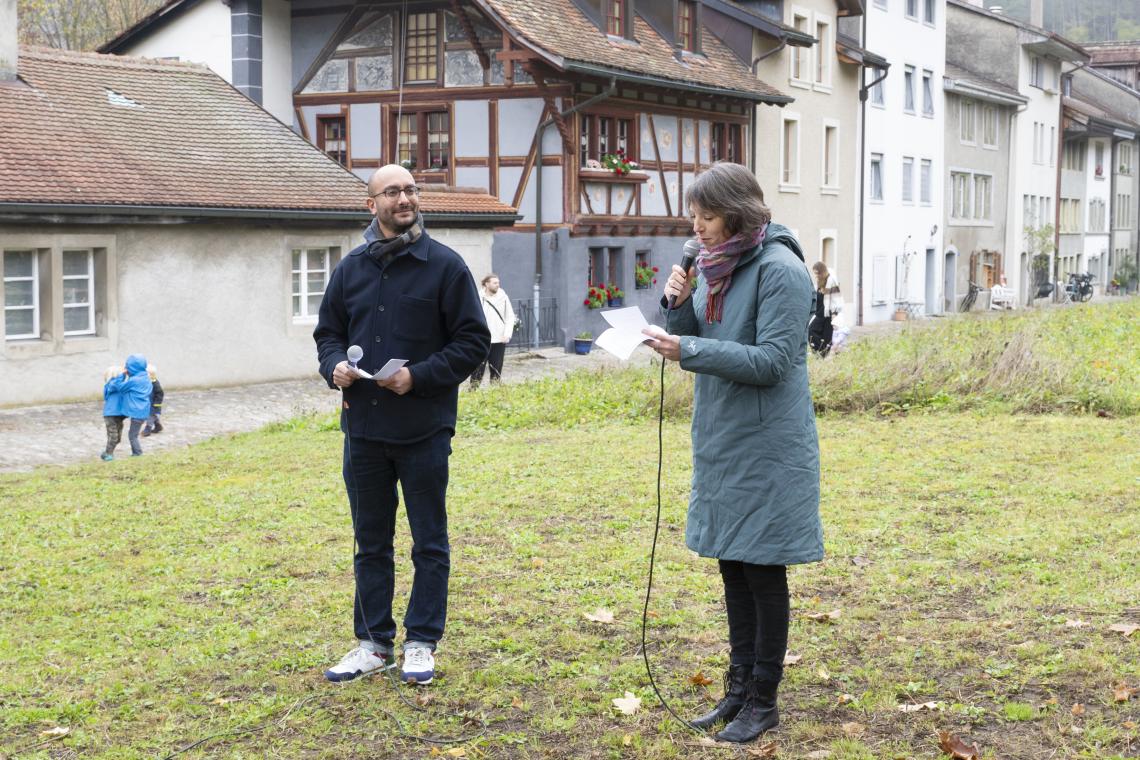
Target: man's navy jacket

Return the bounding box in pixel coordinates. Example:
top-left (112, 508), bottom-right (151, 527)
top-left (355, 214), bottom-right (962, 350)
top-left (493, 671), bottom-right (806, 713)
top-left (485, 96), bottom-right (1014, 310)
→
top-left (314, 228), bottom-right (490, 444)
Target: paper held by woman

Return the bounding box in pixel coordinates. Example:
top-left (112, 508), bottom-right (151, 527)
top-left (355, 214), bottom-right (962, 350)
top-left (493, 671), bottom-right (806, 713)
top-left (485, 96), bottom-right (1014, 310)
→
top-left (594, 306), bottom-right (667, 360)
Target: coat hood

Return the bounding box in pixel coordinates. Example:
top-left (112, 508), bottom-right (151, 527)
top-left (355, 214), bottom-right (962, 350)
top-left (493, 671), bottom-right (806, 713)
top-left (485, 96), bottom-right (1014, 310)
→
top-left (125, 354), bottom-right (148, 375)
top-left (763, 223), bottom-right (805, 263)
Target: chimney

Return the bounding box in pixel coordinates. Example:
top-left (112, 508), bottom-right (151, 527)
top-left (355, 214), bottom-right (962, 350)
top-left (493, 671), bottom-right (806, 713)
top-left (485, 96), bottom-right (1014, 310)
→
top-left (1029, 0), bottom-right (1043, 28)
top-left (0, 0), bottom-right (17, 81)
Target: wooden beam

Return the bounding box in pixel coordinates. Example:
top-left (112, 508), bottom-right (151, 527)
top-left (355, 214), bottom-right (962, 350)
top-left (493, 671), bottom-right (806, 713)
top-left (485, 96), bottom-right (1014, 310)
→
top-left (448, 0), bottom-right (491, 70)
top-left (529, 64), bottom-right (572, 154)
top-left (646, 114), bottom-right (673, 218)
top-left (489, 99), bottom-right (499, 198)
top-left (511, 104), bottom-right (548, 210)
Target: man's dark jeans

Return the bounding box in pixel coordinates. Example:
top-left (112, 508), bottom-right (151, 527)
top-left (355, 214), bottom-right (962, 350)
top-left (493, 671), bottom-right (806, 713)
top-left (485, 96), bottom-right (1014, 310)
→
top-left (343, 431), bottom-right (451, 650)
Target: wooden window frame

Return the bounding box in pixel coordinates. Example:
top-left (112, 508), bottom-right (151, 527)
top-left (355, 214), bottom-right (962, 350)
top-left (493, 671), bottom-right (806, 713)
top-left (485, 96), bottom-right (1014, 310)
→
top-left (604, 0), bottom-right (628, 38)
top-left (404, 11), bottom-right (441, 84)
top-left (678, 1), bottom-right (699, 53)
top-left (391, 106), bottom-right (452, 180)
top-left (316, 115), bottom-right (349, 166)
top-left (710, 120), bottom-right (745, 167)
top-left (579, 113), bottom-right (637, 166)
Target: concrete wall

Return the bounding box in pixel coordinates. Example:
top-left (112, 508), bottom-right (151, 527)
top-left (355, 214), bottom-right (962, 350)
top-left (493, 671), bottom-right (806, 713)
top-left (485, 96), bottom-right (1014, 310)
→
top-left (126, 0), bottom-right (232, 81)
top-left (755, 0), bottom-right (861, 322)
top-left (942, 91), bottom-right (1013, 308)
top-left (1, 222), bottom-right (361, 405)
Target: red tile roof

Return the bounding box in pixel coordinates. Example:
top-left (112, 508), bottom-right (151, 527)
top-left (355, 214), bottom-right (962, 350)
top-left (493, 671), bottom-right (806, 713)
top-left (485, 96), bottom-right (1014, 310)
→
top-left (475, 0), bottom-right (788, 102)
top-left (1, 48), bottom-right (516, 218)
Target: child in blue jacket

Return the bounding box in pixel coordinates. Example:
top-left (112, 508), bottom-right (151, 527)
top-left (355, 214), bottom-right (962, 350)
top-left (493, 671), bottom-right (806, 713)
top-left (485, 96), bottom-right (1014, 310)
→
top-left (102, 353), bottom-right (153, 460)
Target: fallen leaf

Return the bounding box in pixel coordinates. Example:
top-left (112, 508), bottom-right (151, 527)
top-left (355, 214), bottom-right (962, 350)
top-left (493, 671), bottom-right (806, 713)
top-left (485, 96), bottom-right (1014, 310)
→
top-left (804, 751), bottom-right (832, 759)
top-left (995, 620), bottom-right (1014, 629)
top-left (622, 734), bottom-right (633, 746)
top-left (1065, 619), bottom-right (1089, 628)
top-left (804, 608), bottom-right (842, 623)
top-left (613, 691), bottom-right (642, 715)
top-left (937, 730), bottom-right (980, 760)
top-left (851, 556), bottom-right (872, 567)
top-left (841, 721), bottom-right (865, 737)
top-left (444, 749), bottom-right (466, 758)
top-left (510, 696), bottom-right (525, 709)
top-left (747, 740), bottom-right (778, 757)
top-left (415, 691), bottom-right (435, 707)
top-left (1071, 703), bottom-right (1085, 716)
top-left (837, 693), bottom-right (857, 704)
top-left (896, 635), bottom-right (908, 643)
top-left (38, 726), bottom-right (70, 738)
top-left (1109, 623), bottom-right (1140, 637)
top-left (585, 608), bottom-right (615, 624)
top-left (689, 671), bottom-right (714, 686)
top-left (530, 557), bottom-right (545, 569)
top-left (1043, 697), bottom-right (1058, 706)
top-left (1112, 684), bottom-right (1138, 702)
top-left (646, 610), bottom-right (660, 619)
top-left (210, 697), bottom-right (232, 705)
top-left (783, 652), bottom-right (803, 666)
top-left (1123, 720), bottom-right (1137, 730)
top-left (816, 666), bottom-right (831, 681)
top-left (898, 701), bottom-right (941, 713)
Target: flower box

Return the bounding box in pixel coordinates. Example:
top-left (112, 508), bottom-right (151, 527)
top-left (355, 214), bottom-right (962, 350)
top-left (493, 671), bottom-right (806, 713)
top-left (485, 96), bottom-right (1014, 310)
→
top-left (578, 169), bottom-right (650, 184)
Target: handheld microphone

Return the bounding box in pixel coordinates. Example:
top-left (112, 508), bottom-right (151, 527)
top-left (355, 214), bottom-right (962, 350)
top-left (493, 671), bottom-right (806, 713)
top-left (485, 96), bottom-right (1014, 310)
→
top-left (346, 345), bottom-right (363, 369)
top-left (668, 239), bottom-right (701, 309)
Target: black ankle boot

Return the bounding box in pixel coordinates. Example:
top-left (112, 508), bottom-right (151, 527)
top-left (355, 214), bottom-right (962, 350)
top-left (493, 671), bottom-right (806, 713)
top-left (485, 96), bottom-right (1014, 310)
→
top-left (690, 664), bottom-right (749, 730)
top-left (715, 678), bottom-right (779, 743)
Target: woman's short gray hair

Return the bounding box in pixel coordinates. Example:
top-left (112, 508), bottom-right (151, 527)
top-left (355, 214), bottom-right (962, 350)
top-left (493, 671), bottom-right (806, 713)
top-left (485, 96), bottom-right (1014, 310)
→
top-left (685, 162), bottom-right (771, 237)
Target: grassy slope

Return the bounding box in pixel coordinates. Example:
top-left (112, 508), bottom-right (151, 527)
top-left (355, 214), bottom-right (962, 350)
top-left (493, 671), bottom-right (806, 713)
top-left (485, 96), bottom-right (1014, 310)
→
top-left (1, 412), bottom-right (1137, 759)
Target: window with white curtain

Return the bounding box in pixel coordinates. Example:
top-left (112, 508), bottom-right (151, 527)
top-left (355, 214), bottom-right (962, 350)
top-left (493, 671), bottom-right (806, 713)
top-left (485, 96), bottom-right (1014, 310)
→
top-left (62, 249), bottom-right (95, 336)
top-left (3, 250), bottom-right (39, 340)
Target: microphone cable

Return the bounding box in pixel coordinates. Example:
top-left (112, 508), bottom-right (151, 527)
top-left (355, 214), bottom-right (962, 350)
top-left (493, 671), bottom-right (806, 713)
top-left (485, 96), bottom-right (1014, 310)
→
top-left (640, 355), bottom-right (702, 735)
top-left (158, 383), bottom-right (485, 759)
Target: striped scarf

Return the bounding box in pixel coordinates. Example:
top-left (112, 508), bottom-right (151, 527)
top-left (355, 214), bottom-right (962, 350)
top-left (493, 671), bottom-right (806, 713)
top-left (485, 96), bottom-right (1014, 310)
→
top-left (697, 224), bottom-right (767, 324)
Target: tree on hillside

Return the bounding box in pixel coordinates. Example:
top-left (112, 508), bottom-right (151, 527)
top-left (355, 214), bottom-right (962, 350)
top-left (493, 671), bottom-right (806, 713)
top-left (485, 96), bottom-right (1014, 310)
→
top-left (18, 0), bottom-right (165, 51)
top-left (998, 0), bottom-right (1139, 42)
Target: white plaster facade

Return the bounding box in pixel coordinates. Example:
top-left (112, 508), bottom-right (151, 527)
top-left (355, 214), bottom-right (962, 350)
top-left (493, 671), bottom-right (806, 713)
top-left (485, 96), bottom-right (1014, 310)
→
top-left (125, 0), bottom-right (233, 82)
top-left (1, 223), bottom-right (362, 406)
top-left (1008, 44), bottom-right (1063, 303)
top-left (861, 0), bottom-right (946, 323)
top-left (261, 0), bottom-right (294, 125)
top-left (1082, 136), bottom-right (1112, 282)
top-left (754, 2), bottom-right (862, 322)
top-left (119, 0), bottom-right (295, 126)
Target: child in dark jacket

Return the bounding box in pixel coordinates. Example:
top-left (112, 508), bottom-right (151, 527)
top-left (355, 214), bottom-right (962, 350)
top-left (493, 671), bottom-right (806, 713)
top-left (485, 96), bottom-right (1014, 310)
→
top-left (101, 353), bottom-right (153, 460)
top-left (142, 364), bottom-right (164, 436)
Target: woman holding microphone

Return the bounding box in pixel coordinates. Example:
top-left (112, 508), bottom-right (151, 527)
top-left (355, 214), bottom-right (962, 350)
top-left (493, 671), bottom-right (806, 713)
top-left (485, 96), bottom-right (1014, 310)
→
top-left (642, 162), bottom-right (822, 744)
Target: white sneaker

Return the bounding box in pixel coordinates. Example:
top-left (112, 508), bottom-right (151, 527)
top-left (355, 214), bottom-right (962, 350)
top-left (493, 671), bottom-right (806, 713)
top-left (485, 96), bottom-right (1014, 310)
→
top-left (324, 645), bottom-right (396, 683)
top-left (401, 646), bottom-right (435, 685)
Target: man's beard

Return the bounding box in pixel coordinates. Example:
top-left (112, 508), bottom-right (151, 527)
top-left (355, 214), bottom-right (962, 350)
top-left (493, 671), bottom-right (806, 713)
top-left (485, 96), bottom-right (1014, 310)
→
top-left (380, 205), bottom-right (417, 235)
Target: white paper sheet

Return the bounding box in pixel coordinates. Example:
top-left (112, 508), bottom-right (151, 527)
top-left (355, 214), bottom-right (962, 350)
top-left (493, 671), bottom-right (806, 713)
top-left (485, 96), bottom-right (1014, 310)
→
top-left (352, 358), bottom-right (408, 381)
top-left (593, 306), bottom-right (666, 360)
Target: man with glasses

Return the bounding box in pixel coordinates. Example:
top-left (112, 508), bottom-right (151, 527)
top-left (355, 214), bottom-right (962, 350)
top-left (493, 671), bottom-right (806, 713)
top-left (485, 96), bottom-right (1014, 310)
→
top-left (314, 164), bottom-right (490, 686)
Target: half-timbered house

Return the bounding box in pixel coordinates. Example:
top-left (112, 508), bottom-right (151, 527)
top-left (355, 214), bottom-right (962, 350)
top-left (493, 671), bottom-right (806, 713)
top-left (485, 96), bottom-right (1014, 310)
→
top-left (103, 0), bottom-right (791, 346)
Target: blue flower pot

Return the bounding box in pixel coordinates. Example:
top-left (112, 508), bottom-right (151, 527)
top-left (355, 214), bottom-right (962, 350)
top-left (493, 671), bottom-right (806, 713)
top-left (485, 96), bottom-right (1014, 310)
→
top-left (607, 296), bottom-right (623, 307)
top-left (573, 338), bottom-right (593, 355)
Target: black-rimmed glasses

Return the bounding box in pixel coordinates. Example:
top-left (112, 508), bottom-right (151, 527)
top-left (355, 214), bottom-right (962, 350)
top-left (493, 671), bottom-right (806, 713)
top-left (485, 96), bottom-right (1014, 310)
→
top-left (372, 186), bottom-right (421, 200)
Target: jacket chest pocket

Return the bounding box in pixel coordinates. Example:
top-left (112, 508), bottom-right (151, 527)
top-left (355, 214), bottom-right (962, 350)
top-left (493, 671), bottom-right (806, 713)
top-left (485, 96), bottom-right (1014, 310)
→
top-left (394, 295), bottom-right (437, 341)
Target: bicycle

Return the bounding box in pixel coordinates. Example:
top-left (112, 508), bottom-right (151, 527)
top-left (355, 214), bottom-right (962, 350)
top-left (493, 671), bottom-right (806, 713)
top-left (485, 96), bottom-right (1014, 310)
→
top-left (1065, 272), bottom-right (1094, 303)
top-left (959, 281), bottom-right (983, 312)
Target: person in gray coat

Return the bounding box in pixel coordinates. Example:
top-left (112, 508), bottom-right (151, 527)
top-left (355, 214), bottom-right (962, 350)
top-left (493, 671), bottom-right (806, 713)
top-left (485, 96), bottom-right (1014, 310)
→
top-left (643, 162), bottom-right (821, 744)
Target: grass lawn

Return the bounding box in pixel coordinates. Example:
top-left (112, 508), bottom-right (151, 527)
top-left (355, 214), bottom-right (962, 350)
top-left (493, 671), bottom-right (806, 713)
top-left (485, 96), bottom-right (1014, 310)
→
top-left (1, 407), bottom-right (1137, 759)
